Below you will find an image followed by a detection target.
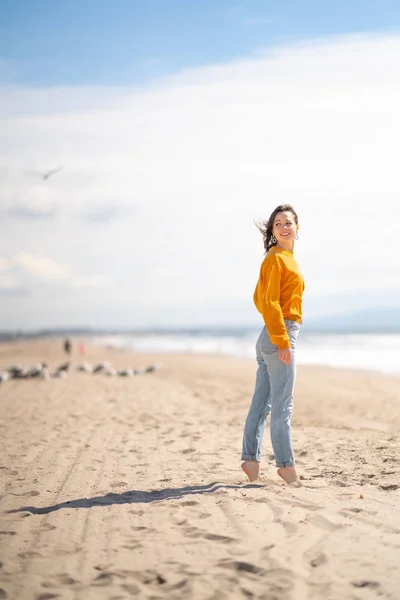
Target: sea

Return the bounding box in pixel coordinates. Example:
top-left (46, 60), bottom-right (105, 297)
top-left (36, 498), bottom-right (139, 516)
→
top-left (95, 328), bottom-right (400, 377)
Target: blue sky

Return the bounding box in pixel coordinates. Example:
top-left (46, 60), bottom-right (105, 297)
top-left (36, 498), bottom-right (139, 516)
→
top-left (1, 0), bottom-right (400, 86)
top-left (1, 2), bottom-right (400, 329)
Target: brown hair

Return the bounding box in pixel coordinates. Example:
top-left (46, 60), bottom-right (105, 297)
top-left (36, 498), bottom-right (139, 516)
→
top-left (256, 204), bottom-right (299, 254)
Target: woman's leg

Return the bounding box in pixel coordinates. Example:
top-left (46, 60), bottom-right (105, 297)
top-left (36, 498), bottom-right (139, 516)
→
top-left (263, 323), bottom-right (300, 483)
top-left (263, 351), bottom-right (296, 476)
top-left (241, 340), bottom-right (272, 480)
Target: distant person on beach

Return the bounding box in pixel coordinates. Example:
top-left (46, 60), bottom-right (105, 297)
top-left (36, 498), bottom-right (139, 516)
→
top-left (241, 204), bottom-right (305, 485)
top-left (63, 338), bottom-right (72, 355)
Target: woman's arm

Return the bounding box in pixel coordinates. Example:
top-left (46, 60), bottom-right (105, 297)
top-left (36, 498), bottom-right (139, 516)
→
top-left (260, 259), bottom-right (290, 350)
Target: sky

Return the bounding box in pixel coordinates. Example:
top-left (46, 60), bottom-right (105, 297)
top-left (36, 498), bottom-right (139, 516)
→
top-left (1, 1), bottom-right (400, 330)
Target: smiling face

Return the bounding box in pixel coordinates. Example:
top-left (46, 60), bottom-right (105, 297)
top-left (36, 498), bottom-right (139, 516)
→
top-left (272, 210), bottom-right (298, 248)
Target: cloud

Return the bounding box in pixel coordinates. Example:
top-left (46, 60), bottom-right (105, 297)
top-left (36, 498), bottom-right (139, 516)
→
top-left (0, 287), bottom-right (30, 298)
top-left (0, 258), bottom-right (9, 271)
top-left (245, 17), bottom-right (273, 25)
top-left (0, 263), bottom-right (29, 297)
top-left (14, 252), bottom-right (71, 280)
top-left (0, 252), bottom-right (111, 293)
top-left (81, 203), bottom-right (137, 224)
top-left (71, 274), bottom-right (111, 288)
top-left (0, 272), bottom-right (19, 289)
top-left (3, 205), bottom-right (57, 220)
top-left (1, 33), bottom-right (400, 328)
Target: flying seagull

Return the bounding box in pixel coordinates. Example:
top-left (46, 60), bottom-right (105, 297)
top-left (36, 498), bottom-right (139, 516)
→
top-left (25, 166), bottom-right (64, 181)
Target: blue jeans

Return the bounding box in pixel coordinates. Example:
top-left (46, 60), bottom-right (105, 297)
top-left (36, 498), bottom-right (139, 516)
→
top-left (241, 320), bottom-right (301, 468)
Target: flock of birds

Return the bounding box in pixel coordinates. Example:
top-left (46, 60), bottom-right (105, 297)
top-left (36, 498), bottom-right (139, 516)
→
top-left (0, 361), bottom-right (161, 383)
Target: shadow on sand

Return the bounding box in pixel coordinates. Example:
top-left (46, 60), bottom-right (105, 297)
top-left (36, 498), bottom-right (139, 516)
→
top-left (7, 481), bottom-right (266, 515)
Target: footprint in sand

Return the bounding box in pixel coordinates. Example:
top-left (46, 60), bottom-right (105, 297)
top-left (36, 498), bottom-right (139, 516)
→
top-left (203, 533), bottom-right (236, 544)
top-left (0, 589), bottom-right (7, 599)
top-left (269, 503), bottom-right (283, 517)
top-left (307, 551), bottom-right (328, 568)
top-left (264, 567), bottom-right (296, 594)
top-left (18, 551), bottom-right (43, 559)
top-left (178, 521), bottom-right (237, 544)
top-left (180, 500), bottom-right (199, 507)
top-left (253, 497), bottom-right (270, 504)
top-left (92, 573), bottom-right (114, 587)
top-left (379, 484), bottom-right (399, 491)
top-left (352, 580), bottom-right (380, 589)
top-left (52, 543), bottom-right (82, 556)
top-left (130, 526), bottom-right (156, 533)
top-left (41, 574), bottom-right (80, 587)
top-left (268, 503), bottom-right (298, 536)
top-left (129, 570), bottom-right (167, 586)
top-left (120, 583), bottom-right (141, 595)
top-left (287, 500), bottom-right (321, 511)
top-left (218, 559), bottom-right (268, 576)
top-left (121, 542), bottom-right (143, 550)
top-left (261, 544), bottom-right (275, 556)
top-left (9, 490), bottom-right (40, 497)
top-left (281, 521), bottom-right (299, 536)
top-left (182, 526), bottom-right (201, 537)
top-left (309, 514), bottom-right (344, 532)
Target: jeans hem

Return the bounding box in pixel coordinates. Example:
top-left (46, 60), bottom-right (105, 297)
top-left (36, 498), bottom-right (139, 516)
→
top-left (276, 462), bottom-right (295, 468)
top-left (241, 455), bottom-right (260, 462)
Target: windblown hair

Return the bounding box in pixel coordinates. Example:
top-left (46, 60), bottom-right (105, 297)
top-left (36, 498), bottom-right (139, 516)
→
top-left (256, 204), bottom-right (299, 254)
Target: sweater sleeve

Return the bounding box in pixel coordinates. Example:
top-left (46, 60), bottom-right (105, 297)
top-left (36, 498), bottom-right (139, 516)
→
top-left (260, 258), bottom-right (290, 350)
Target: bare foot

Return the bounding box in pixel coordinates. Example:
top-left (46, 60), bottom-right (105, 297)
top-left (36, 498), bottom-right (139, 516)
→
top-left (241, 461), bottom-right (260, 482)
top-left (277, 466), bottom-right (299, 484)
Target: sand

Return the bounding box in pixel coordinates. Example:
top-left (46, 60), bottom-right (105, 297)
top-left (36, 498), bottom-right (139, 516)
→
top-left (0, 340), bottom-right (399, 600)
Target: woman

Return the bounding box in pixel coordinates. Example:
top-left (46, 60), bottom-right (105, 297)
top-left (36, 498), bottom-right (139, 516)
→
top-left (241, 204), bottom-right (305, 485)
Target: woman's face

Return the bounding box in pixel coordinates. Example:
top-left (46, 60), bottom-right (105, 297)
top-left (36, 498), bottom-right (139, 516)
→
top-left (272, 211), bottom-right (298, 245)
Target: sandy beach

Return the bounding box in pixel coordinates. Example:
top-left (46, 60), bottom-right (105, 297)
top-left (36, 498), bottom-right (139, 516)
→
top-left (0, 340), bottom-right (399, 600)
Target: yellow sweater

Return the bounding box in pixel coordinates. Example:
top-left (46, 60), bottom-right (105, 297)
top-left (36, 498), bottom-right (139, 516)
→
top-left (253, 246), bottom-right (305, 350)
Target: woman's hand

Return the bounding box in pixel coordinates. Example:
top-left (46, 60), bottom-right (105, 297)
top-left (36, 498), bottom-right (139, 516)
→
top-left (278, 348), bottom-right (292, 365)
